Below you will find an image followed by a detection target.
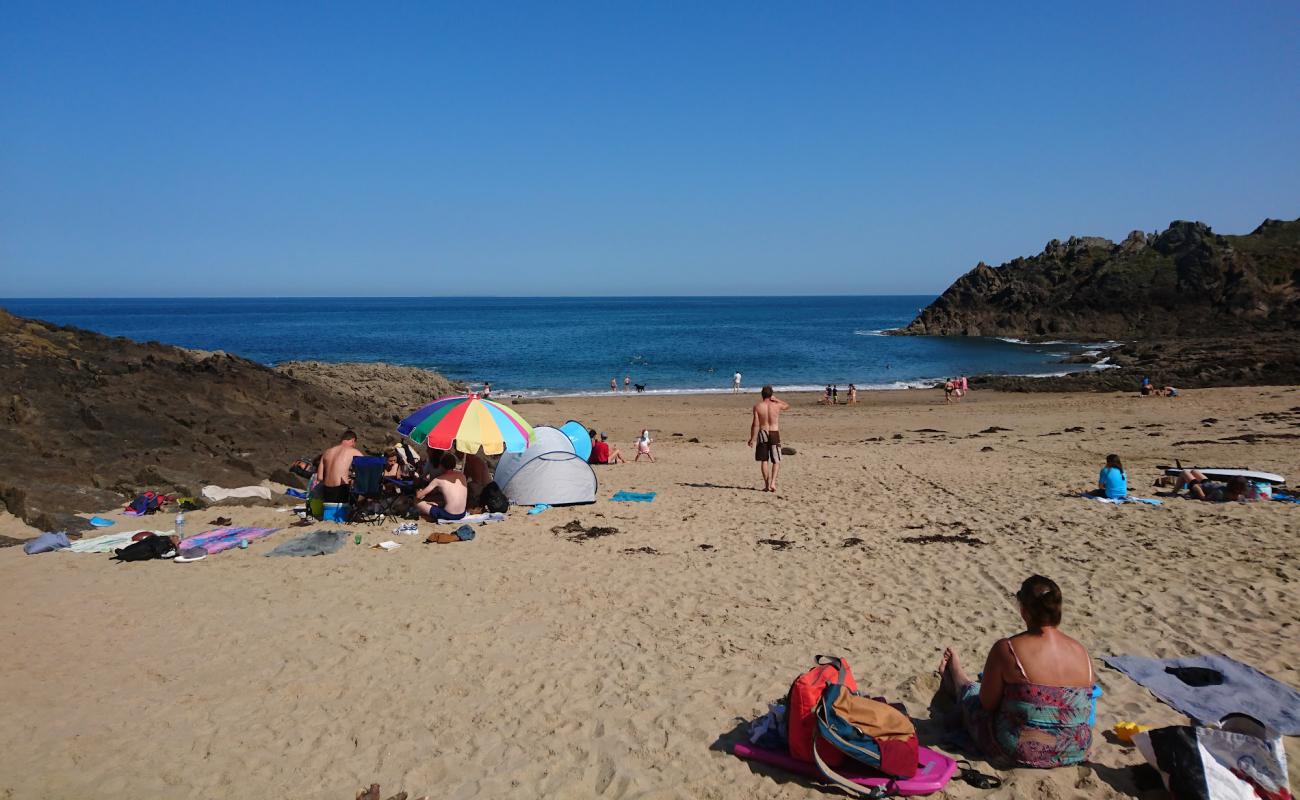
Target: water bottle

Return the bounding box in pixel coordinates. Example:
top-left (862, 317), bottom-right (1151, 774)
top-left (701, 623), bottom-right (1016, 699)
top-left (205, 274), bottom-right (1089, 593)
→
top-left (175, 510), bottom-right (185, 541)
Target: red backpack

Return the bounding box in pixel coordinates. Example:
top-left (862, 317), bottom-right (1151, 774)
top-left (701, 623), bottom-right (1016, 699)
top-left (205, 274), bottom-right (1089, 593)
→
top-left (786, 655), bottom-right (858, 765)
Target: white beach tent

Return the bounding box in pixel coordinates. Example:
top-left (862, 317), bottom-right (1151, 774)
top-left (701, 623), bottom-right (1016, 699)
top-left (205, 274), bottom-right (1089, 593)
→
top-left (493, 425), bottom-right (597, 506)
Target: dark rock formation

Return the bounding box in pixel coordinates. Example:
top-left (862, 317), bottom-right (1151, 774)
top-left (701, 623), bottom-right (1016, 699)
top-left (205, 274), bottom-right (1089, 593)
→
top-left (899, 218), bottom-right (1300, 339)
top-left (971, 331), bottom-right (1300, 392)
top-left (0, 310), bottom-right (459, 530)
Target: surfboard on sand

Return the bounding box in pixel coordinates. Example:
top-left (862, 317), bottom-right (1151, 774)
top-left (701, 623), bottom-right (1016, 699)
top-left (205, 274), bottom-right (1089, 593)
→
top-left (1159, 466), bottom-right (1286, 485)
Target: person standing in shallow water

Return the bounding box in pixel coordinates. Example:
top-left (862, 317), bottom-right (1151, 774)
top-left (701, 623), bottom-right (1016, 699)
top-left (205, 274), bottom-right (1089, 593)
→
top-left (747, 385), bottom-right (789, 493)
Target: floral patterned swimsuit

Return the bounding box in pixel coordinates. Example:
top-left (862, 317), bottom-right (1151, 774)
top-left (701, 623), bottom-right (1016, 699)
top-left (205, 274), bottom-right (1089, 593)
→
top-left (958, 641), bottom-right (1094, 768)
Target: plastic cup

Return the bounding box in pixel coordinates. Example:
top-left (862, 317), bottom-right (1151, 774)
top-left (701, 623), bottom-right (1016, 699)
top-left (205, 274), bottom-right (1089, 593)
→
top-left (354, 534), bottom-right (362, 546)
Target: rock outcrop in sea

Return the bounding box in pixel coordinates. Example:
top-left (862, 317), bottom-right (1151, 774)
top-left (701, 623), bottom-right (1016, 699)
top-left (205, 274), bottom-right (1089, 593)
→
top-left (900, 218), bottom-right (1300, 339)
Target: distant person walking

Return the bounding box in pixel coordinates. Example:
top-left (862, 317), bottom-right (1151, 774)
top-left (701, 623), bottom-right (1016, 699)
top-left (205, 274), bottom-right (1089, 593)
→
top-left (832, 384), bottom-right (839, 404)
top-left (732, 371), bottom-right (742, 393)
top-left (610, 377), bottom-right (617, 393)
top-left (482, 382), bottom-right (492, 399)
top-left (624, 375), bottom-right (631, 392)
top-left (848, 384), bottom-right (858, 404)
top-left (747, 385), bottom-right (790, 493)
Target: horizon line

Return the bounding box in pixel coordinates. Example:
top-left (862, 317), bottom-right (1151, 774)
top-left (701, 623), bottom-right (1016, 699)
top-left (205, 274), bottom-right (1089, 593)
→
top-left (1, 293), bottom-right (941, 301)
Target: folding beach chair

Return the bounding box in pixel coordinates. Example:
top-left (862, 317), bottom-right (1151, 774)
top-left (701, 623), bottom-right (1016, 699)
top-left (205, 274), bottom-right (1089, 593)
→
top-left (349, 456), bottom-right (388, 525)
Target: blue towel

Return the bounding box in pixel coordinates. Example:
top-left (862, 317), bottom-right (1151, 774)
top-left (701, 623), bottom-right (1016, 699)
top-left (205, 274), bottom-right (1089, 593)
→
top-left (89, 516), bottom-right (116, 527)
top-left (284, 487), bottom-right (308, 499)
top-left (527, 504), bottom-right (550, 515)
top-left (1271, 492), bottom-right (1300, 504)
top-left (265, 530), bottom-right (348, 557)
top-left (1102, 654), bottom-right (1300, 734)
top-left (611, 491), bottom-right (657, 503)
top-left (23, 531), bottom-right (71, 555)
top-left (1079, 493), bottom-right (1162, 506)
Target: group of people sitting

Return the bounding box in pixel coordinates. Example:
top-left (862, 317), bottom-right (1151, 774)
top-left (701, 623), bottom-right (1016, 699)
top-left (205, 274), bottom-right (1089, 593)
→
top-left (585, 428), bottom-right (654, 464)
top-left (1139, 376), bottom-right (1178, 397)
top-left (318, 431), bottom-right (498, 524)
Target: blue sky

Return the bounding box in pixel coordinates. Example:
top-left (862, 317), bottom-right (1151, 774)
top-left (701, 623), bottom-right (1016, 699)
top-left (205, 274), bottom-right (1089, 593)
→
top-left (2, 1), bottom-right (1297, 297)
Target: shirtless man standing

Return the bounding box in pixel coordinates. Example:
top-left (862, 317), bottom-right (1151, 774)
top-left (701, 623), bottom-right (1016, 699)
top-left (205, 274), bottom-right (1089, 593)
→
top-left (414, 451), bottom-right (468, 522)
top-left (318, 430), bottom-right (364, 504)
top-left (747, 385), bottom-right (790, 493)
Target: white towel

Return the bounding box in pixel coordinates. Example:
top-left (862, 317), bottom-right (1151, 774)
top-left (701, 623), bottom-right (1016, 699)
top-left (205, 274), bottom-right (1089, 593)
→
top-left (202, 485), bottom-right (273, 502)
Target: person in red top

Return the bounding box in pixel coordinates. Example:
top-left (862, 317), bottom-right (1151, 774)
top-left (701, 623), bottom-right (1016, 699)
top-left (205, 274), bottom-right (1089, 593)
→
top-left (587, 430), bottom-right (625, 464)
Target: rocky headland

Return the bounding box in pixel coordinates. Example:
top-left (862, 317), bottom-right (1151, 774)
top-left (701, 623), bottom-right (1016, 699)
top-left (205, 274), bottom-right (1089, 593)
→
top-left (0, 310), bottom-right (461, 532)
top-left (898, 217), bottom-right (1300, 391)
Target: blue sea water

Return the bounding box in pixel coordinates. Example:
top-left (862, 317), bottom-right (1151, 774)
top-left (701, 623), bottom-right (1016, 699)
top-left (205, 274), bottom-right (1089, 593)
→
top-left (0, 297), bottom-right (1109, 395)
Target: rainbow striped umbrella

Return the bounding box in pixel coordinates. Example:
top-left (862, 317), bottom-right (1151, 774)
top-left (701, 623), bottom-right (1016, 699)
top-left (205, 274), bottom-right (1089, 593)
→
top-left (397, 394), bottom-right (533, 455)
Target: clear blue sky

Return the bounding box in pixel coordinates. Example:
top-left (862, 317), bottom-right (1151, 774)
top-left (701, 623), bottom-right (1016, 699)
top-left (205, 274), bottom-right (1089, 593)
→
top-left (3, 1), bottom-right (1297, 297)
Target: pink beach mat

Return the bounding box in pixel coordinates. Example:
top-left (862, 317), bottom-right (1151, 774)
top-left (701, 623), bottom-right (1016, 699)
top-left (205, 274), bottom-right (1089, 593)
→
top-left (732, 742), bottom-right (957, 796)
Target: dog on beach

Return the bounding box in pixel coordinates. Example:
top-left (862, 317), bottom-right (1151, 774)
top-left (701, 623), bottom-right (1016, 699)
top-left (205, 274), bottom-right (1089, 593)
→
top-left (634, 383), bottom-right (646, 393)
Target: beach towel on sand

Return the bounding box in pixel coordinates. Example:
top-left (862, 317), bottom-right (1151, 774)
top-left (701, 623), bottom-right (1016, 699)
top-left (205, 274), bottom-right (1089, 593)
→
top-left (23, 531), bottom-right (70, 554)
top-left (181, 527), bottom-right (280, 555)
top-left (436, 511), bottom-right (506, 525)
top-left (201, 485), bottom-right (273, 503)
top-left (265, 530), bottom-right (347, 557)
top-left (1103, 654), bottom-right (1300, 735)
top-left (65, 530), bottom-right (174, 553)
top-left (612, 491), bottom-right (656, 503)
top-left (1080, 493), bottom-right (1162, 506)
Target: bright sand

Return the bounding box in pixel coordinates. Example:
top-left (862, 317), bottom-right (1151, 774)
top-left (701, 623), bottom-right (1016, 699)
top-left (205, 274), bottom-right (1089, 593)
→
top-left (2, 386), bottom-right (1298, 799)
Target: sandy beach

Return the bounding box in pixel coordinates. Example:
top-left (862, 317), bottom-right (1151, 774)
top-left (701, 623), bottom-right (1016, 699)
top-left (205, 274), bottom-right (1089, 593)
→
top-left (2, 386), bottom-right (1299, 799)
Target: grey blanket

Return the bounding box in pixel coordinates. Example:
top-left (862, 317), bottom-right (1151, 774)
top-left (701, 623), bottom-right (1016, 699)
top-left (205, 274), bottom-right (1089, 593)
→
top-left (1102, 654), bottom-right (1300, 734)
top-left (265, 530), bottom-right (348, 558)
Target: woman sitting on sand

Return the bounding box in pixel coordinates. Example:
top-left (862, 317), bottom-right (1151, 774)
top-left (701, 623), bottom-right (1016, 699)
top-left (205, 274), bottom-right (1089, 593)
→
top-left (1087, 454), bottom-right (1127, 499)
top-left (936, 575), bottom-right (1094, 768)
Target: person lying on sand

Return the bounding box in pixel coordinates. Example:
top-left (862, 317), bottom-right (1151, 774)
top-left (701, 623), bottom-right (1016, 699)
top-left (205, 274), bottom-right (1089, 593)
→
top-left (413, 451), bottom-right (467, 522)
top-left (936, 575), bottom-right (1094, 768)
top-left (1170, 469), bottom-right (1241, 501)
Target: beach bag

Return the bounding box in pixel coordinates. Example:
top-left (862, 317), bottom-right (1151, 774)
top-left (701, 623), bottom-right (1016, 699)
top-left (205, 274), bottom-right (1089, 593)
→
top-left (480, 481), bottom-right (509, 514)
top-left (813, 669), bottom-right (919, 789)
top-left (787, 655), bottom-right (858, 766)
top-left (1134, 714), bottom-right (1290, 800)
top-left (124, 491), bottom-right (167, 515)
top-left (111, 535), bottom-right (176, 562)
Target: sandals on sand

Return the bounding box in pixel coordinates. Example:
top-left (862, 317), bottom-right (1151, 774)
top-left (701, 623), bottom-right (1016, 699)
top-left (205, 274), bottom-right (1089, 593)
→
top-left (208, 516), bottom-right (233, 526)
top-left (955, 760), bottom-right (1002, 790)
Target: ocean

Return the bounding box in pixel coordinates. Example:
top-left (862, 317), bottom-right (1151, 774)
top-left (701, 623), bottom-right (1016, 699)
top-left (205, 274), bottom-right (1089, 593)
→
top-left (0, 296), bottom-right (1111, 395)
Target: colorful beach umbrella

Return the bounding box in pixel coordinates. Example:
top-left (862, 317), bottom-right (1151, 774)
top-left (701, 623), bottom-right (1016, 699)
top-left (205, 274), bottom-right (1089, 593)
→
top-left (396, 394), bottom-right (533, 455)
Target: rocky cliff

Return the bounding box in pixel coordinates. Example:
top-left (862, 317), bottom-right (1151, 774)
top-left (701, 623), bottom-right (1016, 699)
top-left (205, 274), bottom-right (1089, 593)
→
top-left (900, 218), bottom-right (1300, 339)
top-left (0, 310), bottom-right (461, 532)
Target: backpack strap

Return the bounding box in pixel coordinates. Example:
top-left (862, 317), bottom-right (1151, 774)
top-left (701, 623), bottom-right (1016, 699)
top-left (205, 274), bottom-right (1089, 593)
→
top-left (812, 687), bottom-right (897, 798)
top-left (812, 734), bottom-right (891, 799)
